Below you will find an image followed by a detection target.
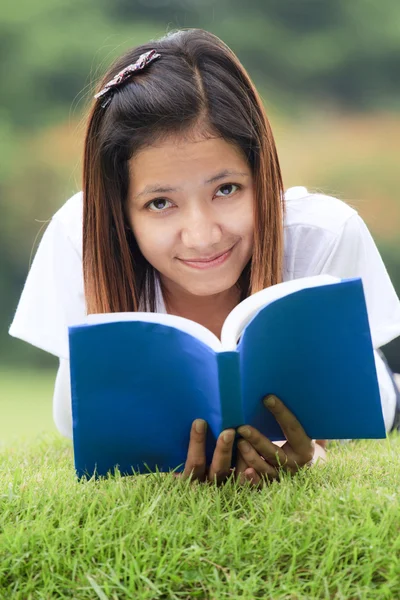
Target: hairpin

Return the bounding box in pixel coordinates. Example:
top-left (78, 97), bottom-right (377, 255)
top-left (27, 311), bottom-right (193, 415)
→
top-left (94, 49), bottom-right (161, 108)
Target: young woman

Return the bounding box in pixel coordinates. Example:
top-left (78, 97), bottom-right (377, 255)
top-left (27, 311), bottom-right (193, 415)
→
top-left (9, 28), bottom-right (400, 486)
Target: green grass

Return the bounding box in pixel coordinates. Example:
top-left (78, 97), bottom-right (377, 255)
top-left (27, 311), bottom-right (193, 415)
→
top-left (1, 435), bottom-right (400, 599)
top-left (1, 370), bottom-right (400, 598)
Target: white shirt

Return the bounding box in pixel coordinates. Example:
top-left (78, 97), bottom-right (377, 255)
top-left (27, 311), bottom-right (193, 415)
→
top-left (9, 186), bottom-right (400, 438)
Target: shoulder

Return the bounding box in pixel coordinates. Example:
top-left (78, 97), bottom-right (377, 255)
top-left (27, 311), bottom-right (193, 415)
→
top-left (283, 186), bottom-right (361, 278)
top-left (51, 190), bottom-right (83, 258)
top-left (284, 186), bottom-right (358, 235)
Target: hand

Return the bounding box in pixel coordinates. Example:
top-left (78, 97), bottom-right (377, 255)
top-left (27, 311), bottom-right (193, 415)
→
top-left (235, 395), bottom-right (320, 487)
top-left (174, 419), bottom-right (235, 485)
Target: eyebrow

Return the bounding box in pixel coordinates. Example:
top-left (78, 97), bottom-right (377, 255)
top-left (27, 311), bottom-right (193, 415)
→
top-left (133, 169), bottom-right (250, 201)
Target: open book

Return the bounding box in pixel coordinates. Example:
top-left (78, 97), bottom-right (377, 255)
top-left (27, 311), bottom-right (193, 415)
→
top-left (68, 275), bottom-right (386, 478)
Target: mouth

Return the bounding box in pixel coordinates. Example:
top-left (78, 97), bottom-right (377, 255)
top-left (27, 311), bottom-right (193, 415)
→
top-left (177, 244), bottom-right (236, 270)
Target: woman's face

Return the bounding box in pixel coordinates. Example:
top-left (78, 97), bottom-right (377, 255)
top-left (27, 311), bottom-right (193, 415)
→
top-left (126, 133), bottom-right (254, 298)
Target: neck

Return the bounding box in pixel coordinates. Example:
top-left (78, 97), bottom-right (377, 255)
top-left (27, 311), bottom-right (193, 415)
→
top-left (160, 278), bottom-right (241, 341)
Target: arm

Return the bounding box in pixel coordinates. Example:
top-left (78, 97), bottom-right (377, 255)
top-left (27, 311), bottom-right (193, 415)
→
top-left (311, 440), bottom-right (327, 463)
top-left (53, 357), bottom-right (73, 440)
top-left (274, 438), bottom-right (327, 463)
top-left (373, 348), bottom-right (398, 433)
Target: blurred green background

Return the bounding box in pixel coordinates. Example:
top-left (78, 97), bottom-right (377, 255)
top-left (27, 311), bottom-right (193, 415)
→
top-left (1, 0), bottom-right (400, 440)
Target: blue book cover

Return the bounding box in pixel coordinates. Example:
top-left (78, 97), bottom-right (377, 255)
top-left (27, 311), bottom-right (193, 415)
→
top-left (68, 275), bottom-right (386, 479)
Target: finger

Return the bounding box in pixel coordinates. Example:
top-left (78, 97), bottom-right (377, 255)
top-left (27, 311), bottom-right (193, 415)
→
top-left (236, 453), bottom-right (267, 488)
top-left (208, 429), bottom-right (235, 485)
top-left (237, 440), bottom-right (279, 479)
top-left (263, 396), bottom-right (315, 464)
top-left (182, 419), bottom-right (207, 481)
top-left (237, 425), bottom-right (289, 470)
top-left (234, 449), bottom-right (250, 485)
top-left (244, 467), bottom-right (262, 487)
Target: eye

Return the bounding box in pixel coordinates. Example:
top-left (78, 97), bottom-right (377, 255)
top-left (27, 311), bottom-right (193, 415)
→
top-left (215, 183), bottom-right (241, 197)
top-left (144, 183), bottom-right (242, 212)
top-left (145, 198), bottom-right (174, 212)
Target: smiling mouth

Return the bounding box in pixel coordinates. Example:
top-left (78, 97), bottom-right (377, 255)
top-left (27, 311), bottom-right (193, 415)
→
top-left (177, 244), bottom-right (236, 269)
top-left (178, 245), bottom-right (235, 263)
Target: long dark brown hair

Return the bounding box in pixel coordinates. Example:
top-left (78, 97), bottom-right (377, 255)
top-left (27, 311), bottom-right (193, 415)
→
top-left (83, 28), bottom-right (285, 314)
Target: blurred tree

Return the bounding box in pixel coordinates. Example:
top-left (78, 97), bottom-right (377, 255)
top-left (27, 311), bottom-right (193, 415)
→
top-left (1, 0), bottom-right (400, 368)
top-left (1, 0), bottom-right (400, 135)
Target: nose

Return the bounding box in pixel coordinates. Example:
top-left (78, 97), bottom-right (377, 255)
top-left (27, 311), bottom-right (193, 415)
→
top-left (180, 204), bottom-right (222, 250)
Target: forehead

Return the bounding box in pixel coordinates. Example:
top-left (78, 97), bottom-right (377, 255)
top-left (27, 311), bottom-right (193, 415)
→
top-left (129, 134), bottom-right (250, 182)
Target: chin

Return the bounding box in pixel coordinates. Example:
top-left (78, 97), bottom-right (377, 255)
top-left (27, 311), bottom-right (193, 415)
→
top-left (178, 275), bottom-right (239, 298)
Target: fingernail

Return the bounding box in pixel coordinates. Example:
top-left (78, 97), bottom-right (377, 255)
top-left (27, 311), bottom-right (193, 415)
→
top-left (195, 419), bottom-right (206, 433)
top-left (222, 430), bottom-right (234, 443)
top-left (237, 426), bottom-right (251, 438)
top-left (239, 440), bottom-right (251, 453)
top-left (264, 395), bottom-right (276, 408)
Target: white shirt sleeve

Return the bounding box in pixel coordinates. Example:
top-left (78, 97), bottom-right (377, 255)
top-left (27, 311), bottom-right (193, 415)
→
top-left (8, 214), bottom-right (85, 439)
top-left (8, 215), bottom-right (85, 360)
top-left (319, 212), bottom-right (400, 432)
top-left (319, 212), bottom-right (400, 349)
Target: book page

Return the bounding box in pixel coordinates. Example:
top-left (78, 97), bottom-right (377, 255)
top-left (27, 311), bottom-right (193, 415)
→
top-left (220, 274), bottom-right (341, 351)
top-left (85, 312), bottom-right (223, 352)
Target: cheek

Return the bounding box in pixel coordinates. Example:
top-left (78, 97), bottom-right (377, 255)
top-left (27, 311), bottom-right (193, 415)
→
top-left (227, 199), bottom-right (254, 239)
top-left (130, 216), bottom-right (175, 261)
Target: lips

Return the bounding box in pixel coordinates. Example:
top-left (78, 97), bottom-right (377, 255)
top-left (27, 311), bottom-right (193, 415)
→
top-left (179, 245), bottom-right (235, 263)
top-left (177, 244), bottom-right (236, 270)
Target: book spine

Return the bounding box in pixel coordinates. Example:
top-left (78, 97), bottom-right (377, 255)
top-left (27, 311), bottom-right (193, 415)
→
top-left (217, 351), bottom-right (244, 430)
top-left (68, 340), bottom-right (83, 479)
